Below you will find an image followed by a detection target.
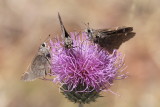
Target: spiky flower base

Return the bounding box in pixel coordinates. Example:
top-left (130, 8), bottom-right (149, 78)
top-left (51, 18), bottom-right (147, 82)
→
top-left (61, 84), bottom-right (102, 104)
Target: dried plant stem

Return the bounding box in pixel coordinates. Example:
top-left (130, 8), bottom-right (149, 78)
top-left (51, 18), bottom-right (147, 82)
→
top-left (78, 103), bottom-right (83, 107)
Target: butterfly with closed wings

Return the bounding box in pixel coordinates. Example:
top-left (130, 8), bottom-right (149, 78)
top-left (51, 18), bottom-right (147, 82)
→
top-left (58, 13), bottom-right (73, 49)
top-left (85, 24), bottom-right (136, 53)
top-left (21, 42), bottom-right (51, 81)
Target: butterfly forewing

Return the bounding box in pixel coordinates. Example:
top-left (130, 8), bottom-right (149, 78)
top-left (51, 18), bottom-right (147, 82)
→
top-left (96, 27), bottom-right (133, 36)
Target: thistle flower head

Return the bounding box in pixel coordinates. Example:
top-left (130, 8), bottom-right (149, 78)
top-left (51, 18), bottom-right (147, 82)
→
top-left (49, 32), bottom-right (125, 103)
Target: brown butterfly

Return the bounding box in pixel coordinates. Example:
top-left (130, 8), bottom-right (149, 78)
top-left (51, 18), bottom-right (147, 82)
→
top-left (21, 42), bottom-right (51, 81)
top-left (85, 24), bottom-right (136, 53)
top-left (58, 13), bottom-right (73, 49)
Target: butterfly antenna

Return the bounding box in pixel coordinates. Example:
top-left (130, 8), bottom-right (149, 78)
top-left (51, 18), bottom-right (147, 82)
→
top-left (87, 22), bottom-right (89, 28)
top-left (40, 36), bottom-right (42, 42)
top-left (42, 34), bottom-right (51, 43)
top-left (81, 22), bottom-right (87, 28)
top-left (83, 22), bottom-right (91, 30)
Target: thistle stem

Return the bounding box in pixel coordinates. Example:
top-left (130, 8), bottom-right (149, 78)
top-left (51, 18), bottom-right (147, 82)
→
top-left (78, 103), bottom-right (83, 107)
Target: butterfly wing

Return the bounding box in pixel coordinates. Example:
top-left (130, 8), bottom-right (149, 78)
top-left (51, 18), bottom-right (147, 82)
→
top-left (97, 26), bottom-right (133, 35)
top-left (21, 55), bottom-right (50, 81)
top-left (58, 13), bottom-right (73, 48)
top-left (97, 27), bottom-right (135, 53)
top-left (58, 13), bottom-right (70, 38)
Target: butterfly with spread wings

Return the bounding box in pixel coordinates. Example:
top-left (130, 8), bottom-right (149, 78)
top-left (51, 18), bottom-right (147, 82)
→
top-left (85, 25), bottom-right (136, 53)
top-left (21, 42), bottom-right (51, 81)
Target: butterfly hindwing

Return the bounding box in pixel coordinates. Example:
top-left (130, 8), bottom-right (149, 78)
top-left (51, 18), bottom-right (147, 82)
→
top-left (98, 31), bottom-right (135, 53)
top-left (21, 55), bottom-right (50, 81)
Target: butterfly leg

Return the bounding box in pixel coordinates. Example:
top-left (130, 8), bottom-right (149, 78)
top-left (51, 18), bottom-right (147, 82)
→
top-left (39, 77), bottom-right (53, 81)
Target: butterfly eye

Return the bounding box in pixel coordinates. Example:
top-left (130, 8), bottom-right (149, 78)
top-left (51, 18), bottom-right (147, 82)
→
top-left (87, 29), bottom-right (91, 33)
top-left (89, 29), bottom-right (94, 33)
top-left (41, 43), bottom-right (46, 47)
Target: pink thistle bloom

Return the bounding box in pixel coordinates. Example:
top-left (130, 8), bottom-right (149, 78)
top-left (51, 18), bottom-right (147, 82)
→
top-left (50, 32), bottom-right (125, 92)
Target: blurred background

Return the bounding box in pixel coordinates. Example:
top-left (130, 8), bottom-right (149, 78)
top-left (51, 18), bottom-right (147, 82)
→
top-left (0, 0), bottom-right (160, 107)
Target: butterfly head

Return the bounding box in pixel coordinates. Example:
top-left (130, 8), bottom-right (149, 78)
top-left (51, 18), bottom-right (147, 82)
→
top-left (41, 42), bottom-right (47, 48)
top-left (39, 42), bottom-right (51, 58)
top-left (84, 23), bottom-right (95, 40)
top-left (85, 28), bottom-right (95, 40)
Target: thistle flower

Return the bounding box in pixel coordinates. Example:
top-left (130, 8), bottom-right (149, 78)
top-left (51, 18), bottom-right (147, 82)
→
top-left (49, 32), bottom-right (126, 104)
